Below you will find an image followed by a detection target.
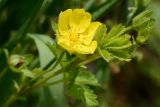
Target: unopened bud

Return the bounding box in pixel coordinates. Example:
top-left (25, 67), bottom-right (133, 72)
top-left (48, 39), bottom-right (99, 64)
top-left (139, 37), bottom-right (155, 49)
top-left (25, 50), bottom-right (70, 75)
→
top-left (8, 55), bottom-right (24, 68)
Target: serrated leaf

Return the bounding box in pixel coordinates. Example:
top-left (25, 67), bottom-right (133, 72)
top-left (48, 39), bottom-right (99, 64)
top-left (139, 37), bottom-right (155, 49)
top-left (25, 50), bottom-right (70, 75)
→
top-left (100, 25), bottom-right (132, 61)
top-left (95, 25), bottom-right (107, 48)
top-left (105, 24), bottom-right (126, 41)
top-left (69, 84), bottom-right (83, 99)
top-left (69, 85), bottom-right (98, 107)
top-left (132, 10), bottom-right (154, 43)
top-left (105, 34), bottom-right (131, 49)
top-left (82, 86), bottom-right (98, 107)
top-left (69, 68), bottom-right (99, 107)
top-left (107, 49), bottom-right (131, 61)
top-left (126, 0), bottom-right (151, 25)
top-left (137, 28), bottom-right (150, 43)
top-left (75, 69), bottom-right (100, 86)
top-left (98, 49), bottom-right (111, 62)
top-left (132, 10), bottom-right (154, 30)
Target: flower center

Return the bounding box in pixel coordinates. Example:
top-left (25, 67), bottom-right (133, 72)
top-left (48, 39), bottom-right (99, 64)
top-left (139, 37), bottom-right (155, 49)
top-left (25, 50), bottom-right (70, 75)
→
top-left (69, 32), bottom-right (79, 42)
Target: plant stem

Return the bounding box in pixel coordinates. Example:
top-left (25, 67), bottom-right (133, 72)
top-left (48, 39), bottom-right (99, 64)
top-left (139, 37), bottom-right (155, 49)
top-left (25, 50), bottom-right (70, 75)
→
top-left (30, 79), bottom-right (64, 90)
top-left (2, 94), bottom-right (17, 107)
top-left (30, 69), bottom-right (63, 90)
top-left (26, 53), bottom-right (101, 93)
top-left (0, 67), bottom-right (8, 81)
top-left (125, 26), bottom-right (132, 32)
top-left (77, 54), bottom-right (101, 66)
top-left (46, 51), bottom-right (65, 72)
top-left (29, 51), bottom-right (65, 85)
top-left (25, 52), bottom-right (65, 92)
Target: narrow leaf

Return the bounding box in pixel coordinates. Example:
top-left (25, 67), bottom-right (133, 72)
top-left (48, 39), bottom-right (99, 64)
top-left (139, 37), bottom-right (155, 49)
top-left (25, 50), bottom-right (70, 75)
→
top-left (29, 34), bottom-right (55, 68)
top-left (92, 0), bottom-right (119, 20)
top-left (51, 21), bottom-right (58, 33)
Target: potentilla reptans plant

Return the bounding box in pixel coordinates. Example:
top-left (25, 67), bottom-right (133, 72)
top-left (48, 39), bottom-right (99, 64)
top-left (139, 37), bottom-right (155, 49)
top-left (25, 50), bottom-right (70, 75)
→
top-left (0, 5), bottom-right (154, 107)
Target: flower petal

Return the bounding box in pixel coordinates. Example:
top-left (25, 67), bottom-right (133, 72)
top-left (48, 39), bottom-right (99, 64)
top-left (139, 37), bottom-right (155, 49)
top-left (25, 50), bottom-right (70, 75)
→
top-left (74, 41), bottom-right (97, 54)
top-left (70, 9), bottom-right (91, 33)
top-left (79, 22), bottom-right (101, 45)
top-left (57, 35), bottom-right (75, 53)
top-left (58, 9), bottom-right (72, 35)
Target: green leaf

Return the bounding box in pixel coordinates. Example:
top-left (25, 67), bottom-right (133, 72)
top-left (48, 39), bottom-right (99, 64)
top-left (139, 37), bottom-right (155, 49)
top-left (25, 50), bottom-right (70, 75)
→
top-left (47, 42), bottom-right (62, 59)
top-left (137, 28), bottom-right (150, 43)
top-left (95, 60), bottom-right (110, 84)
top-left (95, 25), bottom-right (107, 48)
top-left (126, 0), bottom-right (151, 25)
top-left (69, 68), bottom-right (99, 107)
top-left (9, 66), bottom-right (21, 73)
top-left (5, 0), bottom-right (45, 51)
top-left (132, 10), bottom-right (153, 30)
top-left (9, 66), bottom-right (35, 78)
top-left (132, 10), bottom-right (154, 43)
top-left (51, 21), bottom-right (58, 33)
top-left (75, 69), bottom-right (100, 86)
top-left (95, 25), bottom-right (131, 61)
top-left (142, 0), bottom-right (151, 7)
top-left (107, 49), bottom-right (131, 61)
top-left (92, 0), bottom-right (119, 20)
top-left (38, 84), bottom-right (65, 107)
top-left (29, 34), bottom-right (65, 107)
top-left (105, 34), bottom-right (131, 49)
top-left (28, 34), bottom-right (55, 68)
top-left (105, 24), bottom-right (126, 40)
top-left (32, 68), bottom-right (44, 77)
top-left (98, 49), bottom-right (111, 62)
top-left (69, 84), bottom-right (84, 99)
top-left (82, 86), bottom-right (98, 107)
top-left (99, 25), bottom-right (132, 61)
top-left (69, 85), bottom-right (98, 107)
top-left (21, 69), bottom-right (35, 78)
top-left (83, 0), bottom-right (96, 11)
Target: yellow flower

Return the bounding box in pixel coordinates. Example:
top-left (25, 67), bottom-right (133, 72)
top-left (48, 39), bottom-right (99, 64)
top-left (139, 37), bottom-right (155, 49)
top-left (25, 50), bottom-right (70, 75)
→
top-left (57, 9), bottom-right (101, 54)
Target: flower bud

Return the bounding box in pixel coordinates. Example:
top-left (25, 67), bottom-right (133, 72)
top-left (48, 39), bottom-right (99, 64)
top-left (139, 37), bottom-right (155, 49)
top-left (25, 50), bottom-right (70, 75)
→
top-left (8, 55), bottom-right (24, 68)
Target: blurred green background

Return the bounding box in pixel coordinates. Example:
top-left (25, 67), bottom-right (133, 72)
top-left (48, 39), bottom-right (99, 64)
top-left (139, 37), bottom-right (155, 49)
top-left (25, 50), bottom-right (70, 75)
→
top-left (0, 0), bottom-right (160, 107)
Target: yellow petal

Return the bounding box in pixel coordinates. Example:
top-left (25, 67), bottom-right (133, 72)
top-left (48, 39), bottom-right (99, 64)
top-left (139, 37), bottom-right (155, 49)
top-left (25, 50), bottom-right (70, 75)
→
top-left (57, 35), bottom-right (75, 53)
top-left (58, 9), bottom-right (72, 35)
top-left (74, 41), bottom-right (97, 54)
top-left (70, 9), bottom-right (91, 33)
top-left (79, 22), bottom-right (101, 45)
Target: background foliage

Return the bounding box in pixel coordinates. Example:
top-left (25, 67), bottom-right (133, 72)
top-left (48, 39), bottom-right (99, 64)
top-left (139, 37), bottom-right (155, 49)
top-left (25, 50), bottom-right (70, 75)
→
top-left (0, 0), bottom-right (160, 107)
